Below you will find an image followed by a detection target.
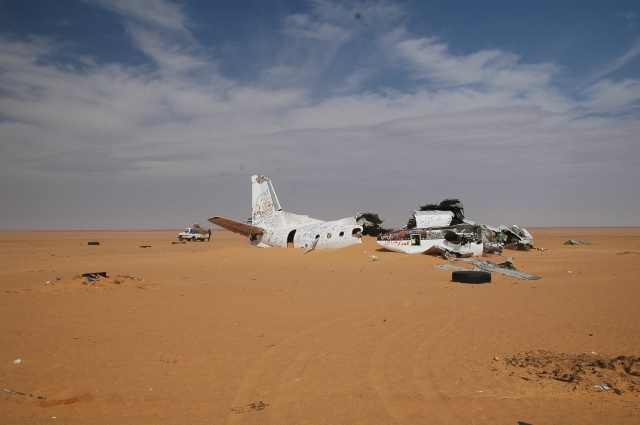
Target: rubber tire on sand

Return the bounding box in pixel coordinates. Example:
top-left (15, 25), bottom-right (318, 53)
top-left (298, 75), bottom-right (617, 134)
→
top-left (452, 270), bottom-right (491, 284)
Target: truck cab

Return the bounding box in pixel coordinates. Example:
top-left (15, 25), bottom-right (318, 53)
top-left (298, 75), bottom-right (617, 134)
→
top-left (178, 227), bottom-right (210, 242)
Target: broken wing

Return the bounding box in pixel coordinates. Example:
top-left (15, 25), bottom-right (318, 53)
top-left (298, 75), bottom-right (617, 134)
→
top-left (207, 216), bottom-right (265, 237)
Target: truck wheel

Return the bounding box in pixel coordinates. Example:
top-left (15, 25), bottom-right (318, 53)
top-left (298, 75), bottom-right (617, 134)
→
top-left (178, 236), bottom-right (183, 241)
top-left (452, 271), bottom-right (491, 284)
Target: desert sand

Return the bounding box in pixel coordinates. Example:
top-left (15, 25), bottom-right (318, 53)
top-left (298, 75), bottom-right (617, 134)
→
top-left (1, 228), bottom-right (639, 424)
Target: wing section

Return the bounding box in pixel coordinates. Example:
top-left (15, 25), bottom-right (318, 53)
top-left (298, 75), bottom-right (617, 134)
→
top-left (208, 216), bottom-right (265, 237)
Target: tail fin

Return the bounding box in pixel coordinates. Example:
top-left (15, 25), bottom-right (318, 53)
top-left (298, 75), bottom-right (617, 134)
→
top-left (251, 175), bottom-right (284, 228)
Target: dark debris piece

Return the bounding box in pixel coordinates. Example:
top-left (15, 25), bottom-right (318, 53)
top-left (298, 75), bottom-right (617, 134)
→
top-left (505, 350), bottom-right (640, 394)
top-left (355, 212), bottom-right (393, 237)
top-left (231, 401), bottom-right (269, 414)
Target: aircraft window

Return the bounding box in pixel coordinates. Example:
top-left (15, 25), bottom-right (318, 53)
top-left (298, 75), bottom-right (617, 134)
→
top-left (339, 231), bottom-right (344, 237)
top-left (315, 234), bottom-right (320, 239)
top-left (327, 233), bottom-right (332, 239)
top-left (411, 234), bottom-right (421, 246)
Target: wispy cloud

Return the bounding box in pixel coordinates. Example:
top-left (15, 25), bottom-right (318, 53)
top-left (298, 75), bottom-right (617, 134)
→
top-left (580, 78), bottom-right (640, 110)
top-left (391, 34), bottom-right (560, 93)
top-left (587, 37), bottom-right (640, 82)
top-left (86, 0), bottom-right (213, 78)
top-left (85, 0), bottom-right (189, 31)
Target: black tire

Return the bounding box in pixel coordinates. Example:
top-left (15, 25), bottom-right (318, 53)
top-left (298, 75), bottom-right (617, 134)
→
top-left (452, 271), bottom-right (491, 284)
top-left (178, 236), bottom-right (183, 241)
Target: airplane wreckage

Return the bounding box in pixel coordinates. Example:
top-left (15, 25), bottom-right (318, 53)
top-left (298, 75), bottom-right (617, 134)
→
top-left (376, 199), bottom-right (539, 259)
top-left (208, 175), bottom-right (389, 253)
top-left (207, 176), bottom-right (540, 279)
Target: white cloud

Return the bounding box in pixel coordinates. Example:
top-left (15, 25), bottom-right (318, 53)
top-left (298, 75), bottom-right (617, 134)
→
top-left (580, 78), bottom-right (640, 110)
top-left (392, 34), bottom-right (560, 92)
top-left (1, 0), bottom-right (639, 228)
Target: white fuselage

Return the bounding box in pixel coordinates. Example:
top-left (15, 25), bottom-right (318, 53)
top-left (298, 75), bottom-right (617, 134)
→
top-left (377, 236), bottom-right (482, 256)
top-left (256, 218), bottom-right (362, 249)
top-left (209, 175), bottom-right (363, 252)
top-left (377, 228), bottom-right (483, 256)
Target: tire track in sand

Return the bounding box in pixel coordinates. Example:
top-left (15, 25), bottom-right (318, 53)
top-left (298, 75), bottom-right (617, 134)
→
top-left (369, 297), bottom-right (465, 424)
top-left (225, 293), bottom-right (390, 425)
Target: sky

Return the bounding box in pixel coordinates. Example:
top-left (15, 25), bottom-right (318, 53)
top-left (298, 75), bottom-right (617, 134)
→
top-left (1, 0), bottom-right (639, 230)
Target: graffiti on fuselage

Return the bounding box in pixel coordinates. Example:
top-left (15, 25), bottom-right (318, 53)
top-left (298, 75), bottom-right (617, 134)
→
top-left (252, 191), bottom-right (280, 227)
top-left (381, 240), bottom-right (411, 247)
top-left (378, 229), bottom-right (445, 242)
top-left (253, 191), bottom-right (322, 230)
top-left (281, 211), bottom-right (321, 227)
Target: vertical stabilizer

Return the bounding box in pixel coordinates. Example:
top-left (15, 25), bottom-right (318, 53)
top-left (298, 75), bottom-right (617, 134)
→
top-left (251, 175), bottom-right (284, 228)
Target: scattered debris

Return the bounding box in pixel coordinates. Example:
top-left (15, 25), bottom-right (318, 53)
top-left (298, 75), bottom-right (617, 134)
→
top-left (472, 259), bottom-right (539, 280)
top-left (497, 257), bottom-right (518, 270)
top-left (355, 212), bottom-right (392, 237)
top-left (434, 263), bottom-right (469, 272)
top-left (378, 198), bottom-right (538, 258)
top-left (504, 351), bottom-right (640, 395)
top-left (82, 272), bottom-right (108, 285)
top-left (82, 272), bottom-right (108, 278)
top-left (12, 358), bottom-right (21, 364)
top-left (3, 388), bottom-right (27, 396)
top-left (231, 401), bottom-right (269, 414)
top-left (564, 240), bottom-right (597, 245)
top-left (35, 274), bottom-right (149, 289)
top-left (172, 241), bottom-right (186, 244)
top-left (40, 394), bottom-right (91, 407)
top-left (139, 245), bottom-right (151, 248)
top-left (369, 255), bottom-right (379, 262)
top-left (436, 257), bottom-right (540, 280)
top-left (87, 241), bottom-right (100, 246)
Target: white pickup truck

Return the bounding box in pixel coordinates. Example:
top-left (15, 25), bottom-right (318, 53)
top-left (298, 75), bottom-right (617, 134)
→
top-left (178, 227), bottom-right (211, 242)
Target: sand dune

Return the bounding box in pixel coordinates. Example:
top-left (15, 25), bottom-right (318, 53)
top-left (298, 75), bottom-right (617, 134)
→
top-left (1, 228), bottom-right (639, 424)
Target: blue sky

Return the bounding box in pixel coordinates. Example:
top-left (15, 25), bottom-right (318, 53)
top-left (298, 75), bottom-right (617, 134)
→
top-left (1, 0), bottom-right (639, 230)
